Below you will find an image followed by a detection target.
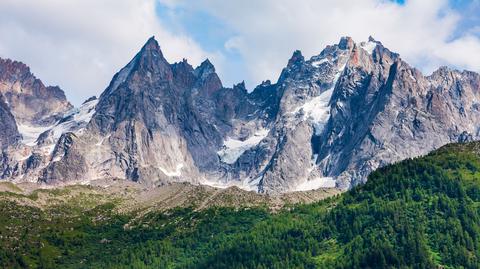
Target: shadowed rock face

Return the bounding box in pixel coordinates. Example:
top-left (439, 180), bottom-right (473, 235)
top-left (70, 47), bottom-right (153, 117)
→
top-left (0, 94), bottom-right (20, 149)
top-left (0, 58), bottom-right (72, 181)
top-left (317, 43), bottom-right (480, 189)
top-left (40, 37), bottom-right (263, 185)
top-left (1, 36), bottom-right (479, 193)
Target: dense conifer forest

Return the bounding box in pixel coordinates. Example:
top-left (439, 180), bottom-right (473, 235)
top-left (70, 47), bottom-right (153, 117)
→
top-left (2, 142), bottom-right (480, 268)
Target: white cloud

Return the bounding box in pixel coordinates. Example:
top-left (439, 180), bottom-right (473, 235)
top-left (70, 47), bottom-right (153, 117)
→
top-left (170, 0), bottom-right (480, 86)
top-left (0, 0), bottom-right (213, 105)
top-left (1, 0), bottom-right (479, 104)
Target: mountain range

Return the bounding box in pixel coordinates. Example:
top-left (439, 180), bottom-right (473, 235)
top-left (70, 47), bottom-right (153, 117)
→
top-left (0, 36), bottom-right (479, 193)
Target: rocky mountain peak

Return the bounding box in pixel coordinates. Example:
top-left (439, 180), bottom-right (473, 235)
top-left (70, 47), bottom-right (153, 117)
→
top-left (428, 66), bottom-right (480, 94)
top-left (195, 59), bottom-right (215, 76)
top-left (0, 57), bottom-right (72, 127)
top-left (134, 36), bottom-right (171, 78)
top-left (0, 58), bottom-right (31, 81)
top-left (430, 66), bottom-right (457, 77)
top-left (193, 59), bottom-right (222, 93)
top-left (1, 35), bottom-right (479, 195)
top-left (101, 37), bottom-right (174, 99)
top-left (171, 59), bottom-right (196, 89)
top-left (287, 50), bottom-right (305, 67)
top-left (260, 80), bottom-right (272, 87)
top-left (234, 80), bottom-right (247, 90)
top-left (173, 58), bottom-right (193, 71)
top-left (338, 36), bottom-right (355, 50)
top-left (140, 36), bottom-right (164, 57)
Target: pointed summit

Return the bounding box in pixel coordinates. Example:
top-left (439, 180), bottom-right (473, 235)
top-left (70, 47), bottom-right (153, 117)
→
top-left (365, 36), bottom-right (383, 47)
top-left (100, 36), bottom-right (173, 97)
top-left (194, 59), bottom-right (217, 80)
top-left (146, 35), bottom-right (156, 42)
top-left (138, 36), bottom-right (165, 59)
top-left (288, 50), bottom-right (304, 67)
top-left (234, 80), bottom-right (246, 90)
top-left (338, 36), bottom-right (355, 50)
top-left (194, 59), bottom-right (222, 92)
top-left (144, 36), bottom-right (159, 49)
top-left (133, 35), bottom-right (172, 79)
top-left (199, 59), bottom-right (215, 70)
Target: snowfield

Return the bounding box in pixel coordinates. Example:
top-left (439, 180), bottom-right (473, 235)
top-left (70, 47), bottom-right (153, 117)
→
top-left (16, 98), bottom-right (98, 149)
top-left (217, 128), bottom-right (270, 164)
top-left (295, 177), bottom-right (336, 191)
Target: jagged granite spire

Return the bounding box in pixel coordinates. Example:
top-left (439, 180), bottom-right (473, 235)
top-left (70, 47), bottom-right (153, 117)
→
top-left (194, 59), bottom-right (222, 94)
top-left (287, 50), bottom-right (305, 67)
top-left (45, 36), bottom-right (234, 185)
top-left (338, 36), bottom-right (355, 50)
top-left (0, 57), bottom-right (72, 126)
top-left (195, 59), bottom-right (215, 77)
top-left (1, 36), bottom-right (479, 195)
top-left (142, 36), bottom-right (162, 53)
top-left (100, 36), bottom-right (173, 98)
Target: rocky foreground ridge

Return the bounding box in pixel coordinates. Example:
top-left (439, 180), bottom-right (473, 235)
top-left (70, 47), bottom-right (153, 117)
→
top-left (0, 36), bottom-right (479, 193)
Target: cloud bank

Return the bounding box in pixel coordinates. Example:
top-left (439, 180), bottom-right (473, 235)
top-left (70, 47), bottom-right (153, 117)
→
top-left (0, 0), bottom-right (213, 105)
top-left (164, 0), bottom-right (480, 87)
top-left (0, 0), bottom-right (479, 104)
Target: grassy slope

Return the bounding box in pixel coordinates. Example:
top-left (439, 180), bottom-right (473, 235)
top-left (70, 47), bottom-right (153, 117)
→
top-left (2, 142), bottom-right (480, 268)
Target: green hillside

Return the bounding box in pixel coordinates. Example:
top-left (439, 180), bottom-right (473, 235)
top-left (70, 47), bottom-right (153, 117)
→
top-left (2, 142), bottom-right (480, 268)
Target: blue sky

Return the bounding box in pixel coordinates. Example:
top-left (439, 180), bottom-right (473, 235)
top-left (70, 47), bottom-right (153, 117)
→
top-left (155, 2), bottom-right (247, 88)
top-left (450, 0), bottom-right (480, 37)
top-left (0, 0), bottom-right (479, 105)
top-left (155, 0), bottom-right (479, 89)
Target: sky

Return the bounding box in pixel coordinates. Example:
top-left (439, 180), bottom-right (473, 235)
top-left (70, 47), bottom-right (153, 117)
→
top-left (0, 0), bottom-right (479, 106)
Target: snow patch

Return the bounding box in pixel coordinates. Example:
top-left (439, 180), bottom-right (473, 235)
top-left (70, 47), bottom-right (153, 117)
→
top-left (360, 41), bottom-right (377, 54)
top-left (218, 128), bottom-right (269, 164)
top-left (295, 177), bottom-right (336, 191)
top-left (52, 155), bottom-right (62, 162)
top-left (50, 99), bottom-right (98, 139)
top-left (292, 61), bottom-right (347, 135)
top-left (311, 58), bottom-right (329, 67)
top-left (17, 124), bottom-right (53, 146)
top-left (159, 163), bottom-right (183, 177)
top-left (293, 89), bottom-right (333, 135)
top-left (17, 99), bottom-right (98, 148)
top-left (201, 176), bottom-right (261, 192)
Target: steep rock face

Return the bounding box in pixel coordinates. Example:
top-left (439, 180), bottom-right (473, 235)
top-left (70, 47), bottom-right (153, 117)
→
top-left (40, 132), bottom-right (88, 184)
top-left (75, 38), bottom-right (204, 183)
top-left (315, 39), bottom-right (480, 189)
top-left (44, 37), bottom-right (263, 185)
top-left (1, 36), bottom-right (480, 193)
top-left (223, 37), bottom-right (356, 192)
top-left (223, 37), bottom-right (480, 192)
top-left (0, 57), bottom-right (74, 182)
top-left (0, 94), bottom-right (20, 149)
top-left (315, 38), bottom-right (402, 188)
top-left (0, 58), bottom-right (72, 126)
